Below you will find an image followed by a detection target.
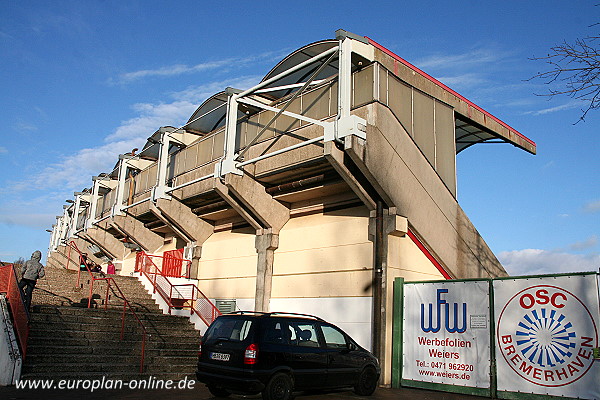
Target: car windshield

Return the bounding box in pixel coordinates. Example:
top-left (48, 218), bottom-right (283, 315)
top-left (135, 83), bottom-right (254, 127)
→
top-left (206, 317), bottom-right (253, 342)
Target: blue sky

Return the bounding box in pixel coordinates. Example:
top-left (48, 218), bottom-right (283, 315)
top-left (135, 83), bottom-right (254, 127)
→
top-left (0, 1), bottom-right (598, 276)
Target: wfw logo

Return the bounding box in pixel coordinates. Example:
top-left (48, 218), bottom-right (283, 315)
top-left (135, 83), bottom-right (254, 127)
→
top-left (421, 289), bottom-right (467, 333)
top-left (497, 285), bottom-right (598, 387)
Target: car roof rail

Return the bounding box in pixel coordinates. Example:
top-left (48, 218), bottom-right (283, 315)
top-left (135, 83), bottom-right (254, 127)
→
top-left (227, 311), bottom-right (268, 316)
top-left (266, 312), bottom-right (324, 321)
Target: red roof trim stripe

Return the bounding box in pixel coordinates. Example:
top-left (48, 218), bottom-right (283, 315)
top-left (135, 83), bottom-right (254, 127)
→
top-left (407, 229), bottom-right (452, 280)
top-left (365, 37), bottom-right (536, 148)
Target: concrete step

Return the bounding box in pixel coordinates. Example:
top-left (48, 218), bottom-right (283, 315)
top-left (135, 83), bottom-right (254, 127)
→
top-left (31, 305), bottom-right (185, 321)
top-left (27, 334), bottom-right (200, 348)
top-left (29, 322), bottom-right (201, 337)
top-left (19, 371), bottom-right (195, 381)
top-left (25, 353), bottom-right (196, 367)
top-left (26, 344), bottom-right (198, 357)
top-left (22, 362), bottom-right (197, 374)
top-left (30, 311), bottom-right (194, 327)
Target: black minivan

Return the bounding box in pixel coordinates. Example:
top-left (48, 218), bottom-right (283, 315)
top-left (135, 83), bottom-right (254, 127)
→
top-left (196, 312), bottom-right (380, 400)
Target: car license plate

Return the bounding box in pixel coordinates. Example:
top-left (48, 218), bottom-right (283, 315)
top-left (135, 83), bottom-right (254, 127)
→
top-left (210, 352), bottom-right (230, 361)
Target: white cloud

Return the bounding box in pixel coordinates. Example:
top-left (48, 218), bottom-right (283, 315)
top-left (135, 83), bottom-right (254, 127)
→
top-left (523, 100), bottom-right (584, 116)
top-left (0, 213), bottom-right (55, 229)
top-left (569, 235), bottom-right (598, 251)
top-left (436, 73), bottom-right (487, 90)
top-left (114, 49), bottom-right (289, 84)
top-left (415, 48), bottom-right (508, 70)
top-left (104, 101), bottom-right (197, 142)
top-left (0, 146), bottom-right (7, 154)
top-left (499, 249), bottom-right (600, 276)
top-left (583, 199), bottom-right (600, 214)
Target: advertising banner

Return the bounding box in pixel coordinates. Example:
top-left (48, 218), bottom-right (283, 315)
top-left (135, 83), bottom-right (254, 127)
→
top-left (494, 274), bottom-right (600, 399)
top-left (403, 280), bottom-right (491, 390)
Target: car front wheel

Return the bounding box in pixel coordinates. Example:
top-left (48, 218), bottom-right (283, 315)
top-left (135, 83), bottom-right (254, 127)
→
top-left (262, 372), bottom-right (293, 400)
top-left (353, 366), bottom-right (379, 396)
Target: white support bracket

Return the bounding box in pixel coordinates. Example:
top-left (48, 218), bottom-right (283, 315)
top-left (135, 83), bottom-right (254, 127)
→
top-left (218, 87), bottom-right (244, 178)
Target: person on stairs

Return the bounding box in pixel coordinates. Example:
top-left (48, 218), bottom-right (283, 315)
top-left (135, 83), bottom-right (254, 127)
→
top-left (19, 250), bottom-right (45, 310)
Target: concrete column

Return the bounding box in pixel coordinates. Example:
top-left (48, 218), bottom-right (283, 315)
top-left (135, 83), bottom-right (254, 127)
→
top-left (368, 208), bottom-right (407, 387)
top-left (254, 233), bottom-right (279, 312)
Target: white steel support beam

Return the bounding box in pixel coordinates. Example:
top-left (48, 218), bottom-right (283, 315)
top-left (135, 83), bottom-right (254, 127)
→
top-left (153, 129), bottom-right (174, 201)
top-left (218, 88), bottom-right (243, 177)
top-left (59, 207), bottom-right (69, 245)
top-left (113, 158), bottom-right (128, 216)
top-left (112, 155), bottom-right (141, 216)
top-left (68, 193), bottom-right (83, 238)
top-left (86, 176), bottom-right (110, 229)
top-left (334, 33), bottom-right (367, 142)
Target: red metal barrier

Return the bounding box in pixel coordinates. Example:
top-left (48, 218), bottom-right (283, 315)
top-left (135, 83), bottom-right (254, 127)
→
top-left (135, 251), bottom-right (221, 326)
top-left (163, 248), bottom-right (184, 277)
top-left (0, 263), bottom-right (30, 358)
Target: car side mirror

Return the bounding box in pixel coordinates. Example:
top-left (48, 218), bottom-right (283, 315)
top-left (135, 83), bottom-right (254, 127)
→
top-left (347, 342), bottom-right (358, 351)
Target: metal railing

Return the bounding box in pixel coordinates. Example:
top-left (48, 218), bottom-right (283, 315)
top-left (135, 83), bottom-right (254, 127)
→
top-left (65, 241), bottom-right (149, 372)
top-left (135, 251), bottom-right (220, 327)
top-left (135, 250), bottom-right (191, 279)
top-left (0, 264), bottom-right (30, 358)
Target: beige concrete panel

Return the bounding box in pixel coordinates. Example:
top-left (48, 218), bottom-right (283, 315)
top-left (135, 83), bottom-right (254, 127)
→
top-left (257, 110), bottom-right (278, 138)
top-left (199, 230), bottom-right (257, 280)
top-left (434, 101), bottom-right (457, 196)
top-left (387, 235), bottom-right (443, 280)
top-left (387, 73), bottom-right (413, 136)
top-left (212, 130), bottom-right (225, 159)
top-left (271, 270), bottom-right (373, 298)
top-left (353, 64), bottom-right (375, 108)
top-left (413, 90), bottom-right (435, 164)
top-left (120, 250), bottom-right (137, 275)
top-left (197, 138), bottom-right (213, 166)
top-left (198, 276), bottom-right (257, 299)
top-left (277, 206), bottom-right (370, 251)
top-left (275, 96), bottom-right (301, 134)
top-left (303, 86), bottom-right (330, 121)
top-left (275, 242), bottom-right (372, 275)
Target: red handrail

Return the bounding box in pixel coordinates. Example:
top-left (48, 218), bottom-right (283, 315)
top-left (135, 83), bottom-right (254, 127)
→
top-left (0, 263), bottom-right (30, 358)
top-left (135, 251), bottom-right (221, 326)
top-left (65, 241), bottom-right (149, 372)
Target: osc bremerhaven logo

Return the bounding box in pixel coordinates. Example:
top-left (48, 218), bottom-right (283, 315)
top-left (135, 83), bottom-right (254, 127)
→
top-left (497, 285), bottom-right (598, 387)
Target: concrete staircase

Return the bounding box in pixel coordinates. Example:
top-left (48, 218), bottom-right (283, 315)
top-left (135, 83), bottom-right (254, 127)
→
top-left (21, 264), bottom-right (201, 381)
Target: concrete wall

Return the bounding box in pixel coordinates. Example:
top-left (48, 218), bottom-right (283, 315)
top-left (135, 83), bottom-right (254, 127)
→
top-left (197, 227), bottom-right (258, 300)
top-left (273, 206), bottom-right (373, 298)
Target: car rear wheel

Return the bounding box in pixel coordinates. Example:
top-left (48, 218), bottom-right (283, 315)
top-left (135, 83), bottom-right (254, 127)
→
top-left (353, 366), bottom-right (379, 396)
top-left (262, 372), bottom-right (293, 400)
top-left (207, 385), bottom-right (231, 398)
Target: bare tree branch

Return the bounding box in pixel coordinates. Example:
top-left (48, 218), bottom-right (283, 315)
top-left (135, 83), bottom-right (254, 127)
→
top-left (529, 35), bottom-right (600, 122)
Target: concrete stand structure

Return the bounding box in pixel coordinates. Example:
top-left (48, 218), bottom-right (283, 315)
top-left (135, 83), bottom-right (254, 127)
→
top-left (47, 30), bottom-right (535, 385)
